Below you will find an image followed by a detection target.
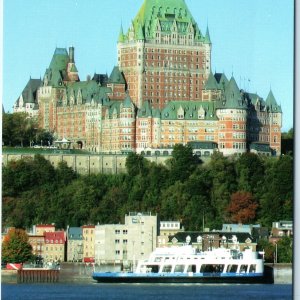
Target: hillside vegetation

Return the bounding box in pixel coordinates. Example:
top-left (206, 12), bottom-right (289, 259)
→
top-left (2, 145), bottom-right (293, 231)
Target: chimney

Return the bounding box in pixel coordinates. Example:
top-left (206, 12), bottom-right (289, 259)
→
top-left (69, 46), bottom-right (75, 63)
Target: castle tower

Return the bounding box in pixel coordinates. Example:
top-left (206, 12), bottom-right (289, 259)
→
top-left (265, 90), bottom-right (282, 155)
top-left (118, 0), bottom-right (211, 110)
top-left (216, 76), bottom-right (248, 156)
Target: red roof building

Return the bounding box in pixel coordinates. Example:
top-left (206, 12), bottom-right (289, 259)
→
top-left (44, 231), bottom-right (66, 262)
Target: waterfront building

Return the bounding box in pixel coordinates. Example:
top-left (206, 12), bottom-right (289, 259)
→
top-left (269, 220), bottom-right (293, 245)
top-left (66, 227), bottom-right (83, 262)
top-left (33, 224), bottom-right (56, 235)
top-left (94, 212), bottom-right (158, 267)
top-left (169, 231), bottom-right (257, 252)
top-left (221, 224), bottom-right (261, 235)
top-left (82, 225), bottom-right (95, 263)
top-left (27, 235), bottom-right (45, 259)
top-left (14, 0), bottom-right (282, 156)
top-left (43, 231), bottom-right (66, 262)
top-left (160, 221), bottom-right (182, 236)
top-left (158, 220), bottom-right (183, 247)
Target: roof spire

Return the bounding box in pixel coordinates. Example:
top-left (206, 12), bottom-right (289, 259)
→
top-left (136, 21), bottom-right (145, 40)
top-left (204, 25), bottom-right (211, 44)
top-left (118, 23), bottom-right (125, 43)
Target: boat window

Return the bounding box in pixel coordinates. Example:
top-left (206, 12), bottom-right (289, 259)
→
top-left (148, 265), bottom-right (159, 273)
top-left (187, 264), bottom-right (197, 273)
top-left (162, 265), bottom-right (172, 273)
top-left (174, 265), bottom-right (185, 273)
top-left (239, 264), bottom-right (248, 273)
top-left (249, 264), bottom-right (256, 273)
top-left (226, 264), bottom-right (238, 273)
top-left (200, 264), bottom-right (224, 273)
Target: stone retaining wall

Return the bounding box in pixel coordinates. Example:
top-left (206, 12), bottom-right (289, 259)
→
top-left (2, 153), bottom-right (172, 175)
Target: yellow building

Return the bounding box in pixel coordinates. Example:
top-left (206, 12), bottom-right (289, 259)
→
top-left (82, 225), bottom-right (95, 263)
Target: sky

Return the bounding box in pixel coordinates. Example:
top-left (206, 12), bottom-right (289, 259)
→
top-left (2, 0), bottom-right (294, 131)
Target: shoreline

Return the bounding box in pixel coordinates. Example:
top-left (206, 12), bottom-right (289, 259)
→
top-left (1, 263), bottom-right (292, 285)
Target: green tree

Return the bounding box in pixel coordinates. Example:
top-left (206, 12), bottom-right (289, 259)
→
top-left (167, 144), bottom-right (201, 183)
top-left (235, 153), bottom-right (265, 194)
top-left (258, 155), bottom-right (293, 226)
top-left (208, 152), bottom-right (237, 226)
top-left (125, 152), bottom-right (149, 177)
top-left (183, 168), bottom-right (214, 230)
top-left (277, 236), bottom-right (293, 263)
top-left (257, 239), bottom-right (275, 263)
top-left (2, 228), bottom-right (33, 263)
top-left (160, 181), bottom-right (190, 222)
top-left (2, 155), bottom-right (56, 197)
top-left (11, 112), bottom-right (33, 147)
top-left (56, 161), bottom-right (78, 185)
top-left (2, 113), bottom-right (15, 146)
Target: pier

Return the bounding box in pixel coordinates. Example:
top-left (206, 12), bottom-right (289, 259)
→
top-left (17, 269), bottom-right (59, 283)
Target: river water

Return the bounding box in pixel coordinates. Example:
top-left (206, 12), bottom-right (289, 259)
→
top-left (1, 283), bottom-right (292, 300)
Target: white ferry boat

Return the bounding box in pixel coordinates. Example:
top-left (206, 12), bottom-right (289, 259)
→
top-left (92, 246), bottom-right (273, 283)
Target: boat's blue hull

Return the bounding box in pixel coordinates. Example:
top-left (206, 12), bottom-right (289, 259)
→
top-left (92, 266), bottom-right (274, 284)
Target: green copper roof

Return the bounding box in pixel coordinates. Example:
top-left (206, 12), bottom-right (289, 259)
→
top-left (109, 66), bottom-right (126, 84)
top-left (152, 107), bottom-right (161, 118)
top-left (223, 77), bottom-right (247, 109)
top-left (106, 101), bottom-right (121, 118)
top-left (247, 92), bottom-right (265, 107)
top-left (49, 48), bottom-right (69, 72)
top-left (161, 100), bottom-right (217, 120)
top-left (205, 72), bottom-right (219, 90)
top-left (123, 0), bottom-right (204, 42)
top-left (19, 78), bottom-right (42, 105)
top-left (265, 90), bottom-right (282, 113)
top-left (204, 26), bottom-right (211, 44)
top-left (215, 73), bottom-right (229, 90)
top-left (44, 48), bottom-right (69, 87)
top-left (136, 22), bottom-right (145, 40)
top-left (118, 24), bottom-right (125, 43)
top-left (137, 100), bottom-right (152, 117)
top-left (123, 94), bottom-right (134, 108)
top-left (62, 80), bottom-right (110, 105)
top-left (250, 142), bottom-right (272, 153)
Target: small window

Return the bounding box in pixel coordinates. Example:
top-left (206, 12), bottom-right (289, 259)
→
top-left (227, 264), bottom-right (238, 273)
top-left (174, 265), bottom-right (185, 273)
top-left (148, 265), bottom-right (159, 273)
top-left (187, 265), bottom-right (197, 273)
top-left (162, 265), bottom-right (172, 273)
top-left (239, 265), bottom-right (248, 273)
top-left (249, 264), bottom-right (256, 273)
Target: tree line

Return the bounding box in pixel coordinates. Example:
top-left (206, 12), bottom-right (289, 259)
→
top-left (2, 145), bottom-right (293, 231)
top-left (2, 112), bottom-right (54, 147)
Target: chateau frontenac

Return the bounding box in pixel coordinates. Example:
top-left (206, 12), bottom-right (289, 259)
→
top-left (14, 0), bottom-right (282, 156)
